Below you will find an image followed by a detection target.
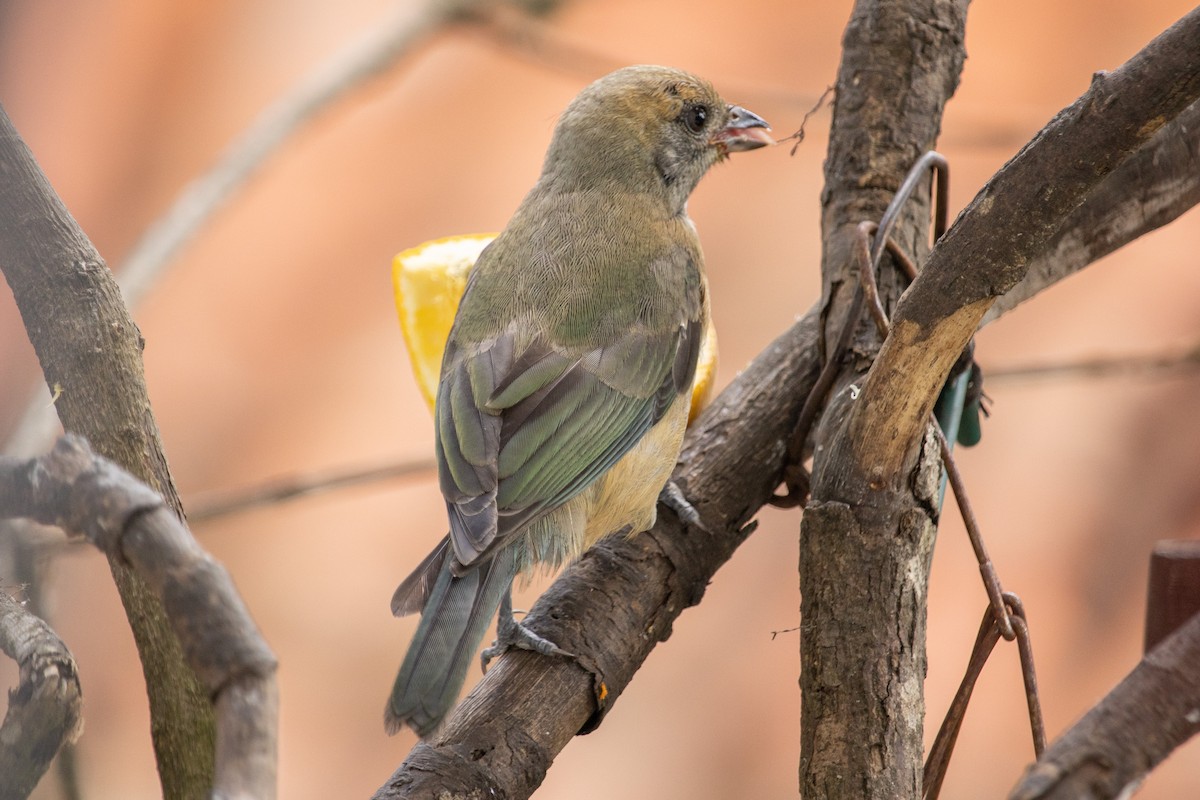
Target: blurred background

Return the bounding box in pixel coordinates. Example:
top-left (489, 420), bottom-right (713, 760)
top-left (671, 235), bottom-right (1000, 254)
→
top-left (1, 0), bottom-right (1199, 797)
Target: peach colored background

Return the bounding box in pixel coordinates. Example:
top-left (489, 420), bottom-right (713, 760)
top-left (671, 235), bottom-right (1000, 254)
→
top-left (2, 1), bottom-right (1199, 797)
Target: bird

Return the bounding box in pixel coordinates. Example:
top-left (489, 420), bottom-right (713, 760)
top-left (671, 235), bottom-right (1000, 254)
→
top-left (385, 64), bottom-right (772, 737)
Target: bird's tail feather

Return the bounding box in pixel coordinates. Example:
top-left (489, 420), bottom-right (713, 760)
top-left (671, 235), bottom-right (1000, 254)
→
top-left (391, 536), bottom-right (450, 617)
top-left (385, 545), bottom-right (515, 736)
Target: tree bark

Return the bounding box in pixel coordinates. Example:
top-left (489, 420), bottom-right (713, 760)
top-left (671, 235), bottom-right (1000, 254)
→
top-left (0, 105), bottom-right (215, 797)
top-left (802, 2), bottom-right (969, 798)
top-left (985, 97), bottom-right (1200, 322)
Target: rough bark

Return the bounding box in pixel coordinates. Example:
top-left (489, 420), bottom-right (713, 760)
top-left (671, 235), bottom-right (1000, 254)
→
top-left (802, 2), bottom-right (969, 798)
top-left (0, 104), bottom-right (215, 797)
top-left (843, 8), bottom-right (1200, 483)
top-left (0, 435), bottom-right (279, 800)
top-left (811, 3), bottom-right (1200, 796)
top-left (809, 7), bottom-right (1200, 800)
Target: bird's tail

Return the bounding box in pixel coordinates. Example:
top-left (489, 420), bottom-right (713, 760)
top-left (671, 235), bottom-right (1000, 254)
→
top-left (385, 541), bottom-right (515, 737)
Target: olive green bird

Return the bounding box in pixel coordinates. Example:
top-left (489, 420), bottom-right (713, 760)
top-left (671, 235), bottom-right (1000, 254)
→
top-left (385, 65), bottom-right (772, 737)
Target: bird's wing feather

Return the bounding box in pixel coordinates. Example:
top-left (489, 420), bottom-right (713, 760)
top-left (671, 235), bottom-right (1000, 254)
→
top-left (436, 316), bottom-right (702, 570)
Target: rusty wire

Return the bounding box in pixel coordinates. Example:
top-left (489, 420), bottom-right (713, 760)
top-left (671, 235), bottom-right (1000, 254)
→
top-left (923, 594), bottom-right (1045, 800)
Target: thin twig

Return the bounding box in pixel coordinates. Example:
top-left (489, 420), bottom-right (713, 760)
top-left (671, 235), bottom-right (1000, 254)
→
top-left (188, 457), bottom-right (436, 523)
top-left (986, 345), bottom-right (1200, 384)
top-left (468, 7), bottom-right (821, 112)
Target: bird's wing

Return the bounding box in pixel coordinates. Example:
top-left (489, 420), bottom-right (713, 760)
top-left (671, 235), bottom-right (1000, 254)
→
top-left (435, 314), bottom-right (703, 570)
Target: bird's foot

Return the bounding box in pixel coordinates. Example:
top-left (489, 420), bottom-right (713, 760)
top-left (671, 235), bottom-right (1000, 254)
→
top-left (659, 480), bottom-right (708, 532)
top-left (481, 605), bottom-right (573, 673)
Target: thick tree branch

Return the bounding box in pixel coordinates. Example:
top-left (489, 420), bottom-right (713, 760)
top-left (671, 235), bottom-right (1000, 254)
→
top-left (985, 98), bottom-right (1200, 322)
top-left (803, 2), bottom-right (969, 798)
top-left (0, 435), bottom-right (278, 800)
top-left (0, 103), bottom-right (217, 795)
top-left (840, 7), bottom-right (1200, 484)
top-left (0, 590), bottom-right (82, 800)
top-left (1007, 610), bottom-right (1200, 800)
top-left (373, 310), bottom-right (823, 799)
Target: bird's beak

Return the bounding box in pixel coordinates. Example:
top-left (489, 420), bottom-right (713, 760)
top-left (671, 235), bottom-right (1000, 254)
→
top-left (711, 105), bottom-right (774, 153)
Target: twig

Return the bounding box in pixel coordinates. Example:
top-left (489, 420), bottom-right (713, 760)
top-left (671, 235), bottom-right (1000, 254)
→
top-left (0, 435), bottom-right (279, 799)
top-left (986, 345), bottom-right (1200, 384)
top-left (188, 457), bottom-right (436, 523)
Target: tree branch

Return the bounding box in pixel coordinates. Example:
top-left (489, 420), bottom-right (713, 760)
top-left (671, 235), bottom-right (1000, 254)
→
top-left (986, 97), bottom-right (1200, 323)
top-left (0, 435), bottom-right (278, 800)
top-left (1007, 610), bottom-right (1200, 800)
top-left (0, 102), bottom-right (218, 795)
top-left (803, 2), bottom-right (969, 798)
top-left (372, 310), bottom-right (824, 798)
top-left (0, 590), bottom-right (82, 800)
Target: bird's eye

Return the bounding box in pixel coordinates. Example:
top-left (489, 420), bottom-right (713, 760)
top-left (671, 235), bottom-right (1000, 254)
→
top-left (683, 104), bottom-right (708, 134)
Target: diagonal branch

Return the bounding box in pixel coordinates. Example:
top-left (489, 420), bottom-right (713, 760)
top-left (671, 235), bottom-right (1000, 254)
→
top-left (986, 97), bottom-right (1200, 322)
top-left (1007, 609), bottom-right (1200, 800)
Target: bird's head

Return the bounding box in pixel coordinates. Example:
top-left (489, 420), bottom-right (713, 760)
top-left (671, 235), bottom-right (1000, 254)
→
top-left (541, 65), bottom-right (773, 214)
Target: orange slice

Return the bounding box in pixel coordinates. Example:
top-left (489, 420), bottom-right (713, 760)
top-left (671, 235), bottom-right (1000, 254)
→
top-left (393, 234), bottom-right (718, 425)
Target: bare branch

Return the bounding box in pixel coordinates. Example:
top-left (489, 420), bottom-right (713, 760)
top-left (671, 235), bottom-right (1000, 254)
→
top-left (1008, 610), bottom-right (1200, 800)
top-left (372, 310), bottom-right (824, 798)
top-left (986, 98), bottom-right (1200, 323)
top-left (802, 1), bottom-right (970, 798)
top-left (0, 590), bottom-right (82, 800)
top-left (0, 435), bottom-right (279, 800)
top-left (115, 0), bottom-right (471, 310)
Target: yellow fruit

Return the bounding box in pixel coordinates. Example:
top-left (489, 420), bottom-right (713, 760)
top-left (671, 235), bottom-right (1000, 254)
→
top-left (392, 234), bottom-right (718, 425)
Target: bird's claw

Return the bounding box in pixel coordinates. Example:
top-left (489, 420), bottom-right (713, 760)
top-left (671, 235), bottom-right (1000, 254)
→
top-left (659, 480), bottom-right (708, 532)
top-left (480, 613), bottom-right (573, 673)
